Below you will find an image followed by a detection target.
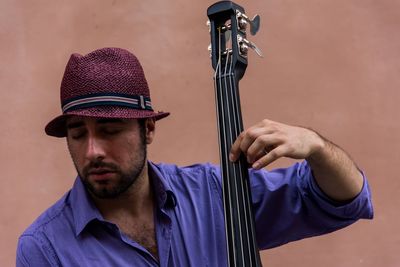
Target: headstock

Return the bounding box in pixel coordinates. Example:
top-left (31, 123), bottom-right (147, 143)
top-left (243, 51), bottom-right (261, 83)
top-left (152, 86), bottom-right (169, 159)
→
top-left (207, 1), bottom-right (262, 81)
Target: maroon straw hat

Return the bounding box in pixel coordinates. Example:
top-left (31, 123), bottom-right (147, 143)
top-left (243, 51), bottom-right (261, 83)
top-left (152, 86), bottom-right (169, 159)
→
top-left (45, 47), bottom-right (169, 137)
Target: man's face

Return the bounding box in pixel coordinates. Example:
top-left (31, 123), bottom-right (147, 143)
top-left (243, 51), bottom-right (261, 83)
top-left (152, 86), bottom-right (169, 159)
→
top-left (66, 116), bottom-right (154, 199)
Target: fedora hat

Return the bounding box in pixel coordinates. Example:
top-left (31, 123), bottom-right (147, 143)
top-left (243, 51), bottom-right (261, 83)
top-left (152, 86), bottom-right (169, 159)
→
top-left (45, 47), bottom-right (169, 137)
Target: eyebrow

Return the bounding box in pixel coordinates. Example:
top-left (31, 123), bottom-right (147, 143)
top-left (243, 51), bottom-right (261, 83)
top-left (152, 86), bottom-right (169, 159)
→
top-left (96, 118), bottom-right (124, 124)
top-left (66, 121), bottom-right (84, 129)
top-left (66, 118), bottom-right (125, 129)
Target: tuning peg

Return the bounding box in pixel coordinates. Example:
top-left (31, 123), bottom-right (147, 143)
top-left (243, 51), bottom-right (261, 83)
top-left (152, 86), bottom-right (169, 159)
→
top-left (248, 39), bottom-right (263, 57)
top-left (249, 15), bottom-right (260, 36)
top-left (237, 36), bottom-right (263, 58)
top-left (236, 11), bottom-right (261, 36)
top-left (206, 20), bottom-right (211, 32)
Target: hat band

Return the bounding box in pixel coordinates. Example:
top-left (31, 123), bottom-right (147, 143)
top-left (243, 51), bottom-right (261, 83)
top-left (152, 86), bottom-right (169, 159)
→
top-left (62, 93), bottom-right (153, 113)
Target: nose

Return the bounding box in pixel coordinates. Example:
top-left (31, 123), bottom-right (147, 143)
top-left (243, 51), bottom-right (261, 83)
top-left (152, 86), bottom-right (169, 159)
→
top-left (85, 135), bottom-right (106, 161)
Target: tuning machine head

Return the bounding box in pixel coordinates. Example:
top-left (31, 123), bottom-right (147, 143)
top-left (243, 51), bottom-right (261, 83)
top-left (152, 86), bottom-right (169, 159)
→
top-left (237, 35), bottom-right (263, 58)
top-left (236, 11), bottom-right (260, 36)
top-left (235, 10), bottom-right (263, 58)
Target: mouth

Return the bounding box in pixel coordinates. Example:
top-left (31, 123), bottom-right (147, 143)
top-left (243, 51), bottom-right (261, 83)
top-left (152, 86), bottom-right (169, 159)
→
top-left (87, 169), bottom-right (116, 181)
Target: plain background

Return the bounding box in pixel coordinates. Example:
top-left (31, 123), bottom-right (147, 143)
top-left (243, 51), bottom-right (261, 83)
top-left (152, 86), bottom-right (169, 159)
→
top-left (1, 0), bottom-right (398, 266)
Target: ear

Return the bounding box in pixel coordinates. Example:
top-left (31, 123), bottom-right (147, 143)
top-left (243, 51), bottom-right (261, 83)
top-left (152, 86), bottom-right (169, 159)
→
top-left (145, 118), bottom-right (156, 144)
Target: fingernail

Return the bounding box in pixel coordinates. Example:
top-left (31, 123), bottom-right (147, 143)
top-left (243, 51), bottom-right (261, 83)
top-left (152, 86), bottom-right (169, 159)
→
top-left (252, 162), bottom-right (260, 169)
top-left (229, 153), bottom-right (234, 161)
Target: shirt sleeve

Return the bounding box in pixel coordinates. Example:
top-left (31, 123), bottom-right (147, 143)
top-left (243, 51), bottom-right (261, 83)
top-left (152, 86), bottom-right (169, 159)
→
top-left (17, 234), bottom-right (56, 267)
top-left (249, 161), bottom-right (373, 249)
top-left (250, 161), bottom-right (373, 249)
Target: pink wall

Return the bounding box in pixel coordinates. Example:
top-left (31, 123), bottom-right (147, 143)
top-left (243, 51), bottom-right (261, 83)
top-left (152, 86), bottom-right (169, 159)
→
top-left (1, 0), bottom-right (398, 266)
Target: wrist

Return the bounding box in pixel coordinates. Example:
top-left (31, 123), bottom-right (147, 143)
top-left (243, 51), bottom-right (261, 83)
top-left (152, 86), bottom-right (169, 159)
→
top-left (306, 130), bottom-right (328, 164)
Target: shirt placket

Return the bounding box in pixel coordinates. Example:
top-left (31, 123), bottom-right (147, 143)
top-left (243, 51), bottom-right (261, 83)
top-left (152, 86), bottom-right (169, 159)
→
top-left (104, 221), bottom-right (159, 265)
top-left (156, 207), bottom-right (173, 267)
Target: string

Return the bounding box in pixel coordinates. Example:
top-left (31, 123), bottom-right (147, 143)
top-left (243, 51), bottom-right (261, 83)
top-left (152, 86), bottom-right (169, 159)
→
top-left (228, 54), bottom-right (254, 267)
top-left (224, 49), bottom-right (247, 266)
top-left (215, 27), bottom-right (236, 267)
top-left (227, 49), bottom-right (248, 266)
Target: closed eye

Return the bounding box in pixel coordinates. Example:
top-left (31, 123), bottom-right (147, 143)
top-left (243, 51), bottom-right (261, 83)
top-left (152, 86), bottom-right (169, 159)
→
top-left (69, 129), bottom-right (87, 139)
top-left (97, 118), bottom-right (126, 135)
top-left (101, 127), bottom-right (123, 135)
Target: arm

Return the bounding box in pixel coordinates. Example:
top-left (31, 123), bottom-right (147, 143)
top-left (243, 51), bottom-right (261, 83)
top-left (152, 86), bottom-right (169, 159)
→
top-left (230, 119), bottom-right (363, 202)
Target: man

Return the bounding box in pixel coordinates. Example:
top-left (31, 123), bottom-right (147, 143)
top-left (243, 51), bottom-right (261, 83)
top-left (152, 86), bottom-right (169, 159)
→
top-left (17, 47), bottom-right (373, 266)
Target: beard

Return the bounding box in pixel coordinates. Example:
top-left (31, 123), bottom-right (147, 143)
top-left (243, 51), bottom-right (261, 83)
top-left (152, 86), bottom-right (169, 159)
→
top-left (79, 148), bottom-right (146, 199)
top-left (72, 122), bottom-right (148, 199)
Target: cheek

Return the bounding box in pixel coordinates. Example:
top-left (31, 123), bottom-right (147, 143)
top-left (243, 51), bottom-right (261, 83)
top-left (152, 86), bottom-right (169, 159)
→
top-left (67, 141), bottom-right (85, 168)
top-left (116, 139), bottom-right (143, 163)
top-left (115, 142), bottom-right (135, 163)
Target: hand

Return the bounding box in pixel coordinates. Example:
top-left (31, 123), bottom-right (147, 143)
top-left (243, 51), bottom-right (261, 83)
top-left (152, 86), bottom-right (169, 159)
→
top-left (229, 119), bottom-right (324, 169)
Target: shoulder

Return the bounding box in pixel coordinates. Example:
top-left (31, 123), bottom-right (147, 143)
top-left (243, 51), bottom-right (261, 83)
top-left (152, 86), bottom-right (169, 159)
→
top-left (17, 192), bottom-right (72, 265)
top-left (20, 192), bottom-right (71, 237)
top-left (152, 162), bottom-right (220, 180)
top-left (17, 233), bottom-right (57, 266)
top-left (152, 162), bottom-right (222, 194)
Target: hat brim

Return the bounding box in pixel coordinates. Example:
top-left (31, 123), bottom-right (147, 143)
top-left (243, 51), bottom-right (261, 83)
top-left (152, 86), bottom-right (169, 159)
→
top-left (45, 106), bottom-right (169, 137)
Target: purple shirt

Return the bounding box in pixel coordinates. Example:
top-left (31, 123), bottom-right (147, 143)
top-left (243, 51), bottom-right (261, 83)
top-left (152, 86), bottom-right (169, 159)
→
top-left (17, 161), bottom-right (373, 266)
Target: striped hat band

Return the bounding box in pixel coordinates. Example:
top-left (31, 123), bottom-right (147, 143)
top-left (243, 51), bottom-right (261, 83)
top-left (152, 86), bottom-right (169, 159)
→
top-left (62, 93), bottom-right (153, 113)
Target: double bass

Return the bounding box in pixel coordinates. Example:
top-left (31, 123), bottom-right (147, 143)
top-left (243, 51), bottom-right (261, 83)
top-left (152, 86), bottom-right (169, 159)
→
top-left (207, 1), bottom-right (263, 266)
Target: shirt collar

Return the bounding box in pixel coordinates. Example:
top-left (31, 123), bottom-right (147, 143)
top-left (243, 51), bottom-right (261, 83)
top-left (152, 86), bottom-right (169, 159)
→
top-left (70, 161), bottom-right (177, 236)
top-left (70, 177), bottom-right (104, 236)
top-left (148, 161), bottom-right (177, 209)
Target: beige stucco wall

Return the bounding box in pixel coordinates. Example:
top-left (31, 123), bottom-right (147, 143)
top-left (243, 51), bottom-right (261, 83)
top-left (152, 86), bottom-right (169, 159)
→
top-left (1, 0), bottom-right (398, 266)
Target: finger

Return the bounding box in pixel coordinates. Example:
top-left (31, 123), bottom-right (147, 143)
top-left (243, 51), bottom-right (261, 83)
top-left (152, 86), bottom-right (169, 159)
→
top-left (252, 145), bottom-right (287, 169)
top-left (246, 134), bottom-right (282, 163)
top-left (229, 133), bottom-right (244, 161)
top-left (230, 121), bottom-right (278, 162)
top-left (238, 127), bottom-right (271, 157)
top-left (242, 126), bottom-right (266, 148)
top-left (230, 127), bottom-right (264, 161)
